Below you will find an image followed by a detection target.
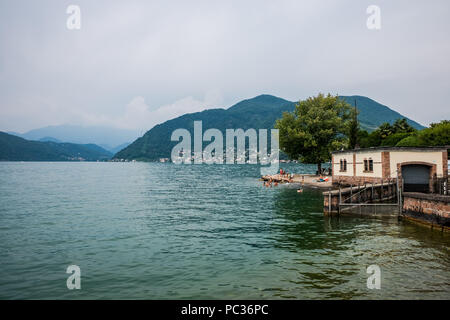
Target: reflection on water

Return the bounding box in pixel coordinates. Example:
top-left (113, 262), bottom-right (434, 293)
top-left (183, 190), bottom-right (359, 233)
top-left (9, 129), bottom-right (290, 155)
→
top-left (0, 162), bottom-right (449, 299)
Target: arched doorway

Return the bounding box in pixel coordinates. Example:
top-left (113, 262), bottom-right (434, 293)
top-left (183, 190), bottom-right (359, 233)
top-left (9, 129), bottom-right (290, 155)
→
top-left (401, 164), bottom-right (431, 193)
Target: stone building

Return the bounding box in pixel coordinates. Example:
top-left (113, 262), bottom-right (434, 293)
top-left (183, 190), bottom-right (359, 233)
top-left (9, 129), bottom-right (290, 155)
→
top-left (332, 146), bottom-right (448, 192)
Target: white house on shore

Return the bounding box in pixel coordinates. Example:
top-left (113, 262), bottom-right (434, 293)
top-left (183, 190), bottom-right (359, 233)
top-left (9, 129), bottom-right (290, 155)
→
top-left (332, 146), bottom-right (448, 193)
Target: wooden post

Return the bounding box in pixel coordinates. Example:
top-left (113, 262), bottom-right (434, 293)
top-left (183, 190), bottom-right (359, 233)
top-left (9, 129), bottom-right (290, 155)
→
top-left (338, 186), bottom-right (341, 215)
top-left (358, 183), bottom-right (361, 203)
top-left (397, 176), bottom-right (401, 215)
top-left (328, 190), bottom-right (331, 213)
top-left (381, 179), bottom-right (383, 201)
top-left (350, 184), bottom-right (353, 203)
top-left (371, 183), bottom-right (374, 202)
top-left (364, 182), bottom-right (367, 202)
top-left (387, 179), bottom-right (390, 198)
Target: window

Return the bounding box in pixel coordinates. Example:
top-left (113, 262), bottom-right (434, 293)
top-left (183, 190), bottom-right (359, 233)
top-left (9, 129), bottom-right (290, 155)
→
top-left (364, 158), bottom-right (374, 172)
top-left (340, 159), bottom-right (347, 172)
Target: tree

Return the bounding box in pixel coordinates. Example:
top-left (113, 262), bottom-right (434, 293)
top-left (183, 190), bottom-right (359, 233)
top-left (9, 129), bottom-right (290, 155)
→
top-left (381, 132), bottom-right (411, 146)
top-left (392, 118), bottom-right (415, 133)
top-left (377, 122), bottom-right (394, 139)
top-left (412, 120), bottom-right (450, 146)
top-left (275, 93), bottom-right (352, 173)
top-left (347, 102), bottom-right (359, 149)
top-left (359, 118), bottom-right (416, 148)
top-left (396, 135), bottom-right (421, 147)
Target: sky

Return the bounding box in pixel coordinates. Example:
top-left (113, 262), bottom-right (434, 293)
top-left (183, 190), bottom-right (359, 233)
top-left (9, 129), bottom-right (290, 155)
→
top-left (0, 0), bottom-right (449, 133)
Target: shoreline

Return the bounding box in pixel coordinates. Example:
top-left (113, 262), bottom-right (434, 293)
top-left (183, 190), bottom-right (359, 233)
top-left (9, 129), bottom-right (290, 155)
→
top-left (261, 173), bottom-right (333, 189)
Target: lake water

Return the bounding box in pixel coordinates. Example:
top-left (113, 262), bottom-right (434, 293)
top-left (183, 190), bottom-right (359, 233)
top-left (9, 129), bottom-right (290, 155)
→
top-left (0, 162), bottom-right (449, 299)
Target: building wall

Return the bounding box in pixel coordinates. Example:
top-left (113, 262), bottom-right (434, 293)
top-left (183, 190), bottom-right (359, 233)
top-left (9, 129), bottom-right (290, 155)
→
top-left (332, 149), bottom-right (447, 186)
top-left (389, 151), bottom-right (445, 178)
top-left (332, 153), bottom-right (353, 177)
top-left (355, 151), bottom-right (382, 177)
top-left (334, 151), bottom-right (383, 178)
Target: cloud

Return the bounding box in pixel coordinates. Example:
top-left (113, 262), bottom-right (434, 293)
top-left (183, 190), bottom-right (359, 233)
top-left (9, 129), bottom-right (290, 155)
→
top-left (76, 90), bottom-right (224, 132)
top-left (0, 0), bottom-right (449, 132)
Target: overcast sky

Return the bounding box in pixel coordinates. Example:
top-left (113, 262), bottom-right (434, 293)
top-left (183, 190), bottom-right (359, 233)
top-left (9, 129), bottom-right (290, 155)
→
top-left (0, 0), bottom-right (449, 133)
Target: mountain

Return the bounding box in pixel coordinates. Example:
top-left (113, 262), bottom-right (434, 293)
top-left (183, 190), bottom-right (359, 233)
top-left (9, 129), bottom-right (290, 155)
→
top-left (108, 142), bottom-right (132, 154)
top-left (0, 132), bottom-right (112, 161)
top-left (339, 95), bottom-right (424, 131)
top-left (114, 94), bottom-right (425, 161)
top-left (38, 136), bottom-right (61, 143)
top-left (8, 125), bottom-right (140, 152)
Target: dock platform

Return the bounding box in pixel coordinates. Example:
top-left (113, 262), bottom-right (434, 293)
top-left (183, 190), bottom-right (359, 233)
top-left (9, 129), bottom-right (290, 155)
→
top-left (261, 174), bottom-right (333, 188)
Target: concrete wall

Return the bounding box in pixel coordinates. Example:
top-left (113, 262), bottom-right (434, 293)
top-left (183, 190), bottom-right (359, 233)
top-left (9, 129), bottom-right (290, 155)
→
top-left (355, 151), bottom-right (382, 177)
top-left (389, 151), bottom-right (445, 178)
top-left (332, 153), bottom-right (353, 177)
top-left (402, 192), bottom-right (450, 230)
top-left (333, 149), bottom-right (447, 186)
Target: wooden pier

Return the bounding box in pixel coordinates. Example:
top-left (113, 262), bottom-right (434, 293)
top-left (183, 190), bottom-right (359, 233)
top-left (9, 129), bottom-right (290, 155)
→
top-left (323, 179), bottom-right (400, 216)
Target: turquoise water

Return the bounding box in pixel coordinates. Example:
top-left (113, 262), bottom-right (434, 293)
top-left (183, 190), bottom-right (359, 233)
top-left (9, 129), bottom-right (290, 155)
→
top-left (0, 162), bottom-right (449, 299)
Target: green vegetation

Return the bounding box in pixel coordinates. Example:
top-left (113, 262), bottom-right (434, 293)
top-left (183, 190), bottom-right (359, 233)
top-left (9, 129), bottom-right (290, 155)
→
top-left (275, 94), bottom-right (447, 168)
top-left (357, 119), bottom-right (449, 148)
top-left (347, 103), bottom-right (359, 149)
top-left (0, 132), bottom-right (112, 161)
top-left (115, 94), bottom-right (424, 161)
top-left (275, 94), bottom-right (352, 173)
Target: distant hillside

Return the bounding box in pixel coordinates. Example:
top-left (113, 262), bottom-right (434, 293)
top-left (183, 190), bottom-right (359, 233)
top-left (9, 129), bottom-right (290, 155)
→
top-left (0, 132), bottom-right (112, 161)
top-left (38, 136), bottom-right (61, 143)
top-left (108, 142), bottom-right (132, 154)
top-left (339, 95), bottom-right (424, 131)
top-left (8, 125), bottom-right (140, 152)
top-left (114, 94), bottom-right (425, 161)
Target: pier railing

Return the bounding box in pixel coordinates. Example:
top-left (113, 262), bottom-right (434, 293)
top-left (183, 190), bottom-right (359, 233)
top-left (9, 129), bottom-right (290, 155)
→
top-left (324, 179), bottom-right (400, 215)
top-left (430, 177), bottom-right (449, 195)
top-left (338, 179), bottom-right (400, 215)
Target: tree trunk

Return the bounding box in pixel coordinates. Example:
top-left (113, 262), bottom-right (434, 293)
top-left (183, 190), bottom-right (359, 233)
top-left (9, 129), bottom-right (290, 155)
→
top-left (317, 163), bottom-right (322, 175)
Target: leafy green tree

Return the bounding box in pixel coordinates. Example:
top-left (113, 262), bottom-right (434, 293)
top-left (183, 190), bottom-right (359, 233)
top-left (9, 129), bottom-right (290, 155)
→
top-left (377, 122), bottom-right (394, 139)
top-left (394, 120), bottom-right (449, 147)
top-left (381, 132), bottom-right (411, 146)
top-left (396, 135), bottom-right (421, 147)
top-left (414, 120), bottom-right (449, 146)
top-left (359, 118), bottom-right (416, 148)
top-left (347, 103), bottom-right (359, 149)
top-left (392, 118), bottom-right (415, 133)
top-left (275, 93), bottom-right (352, 173)
top-left (358, 129), bottom-right (381, 148)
